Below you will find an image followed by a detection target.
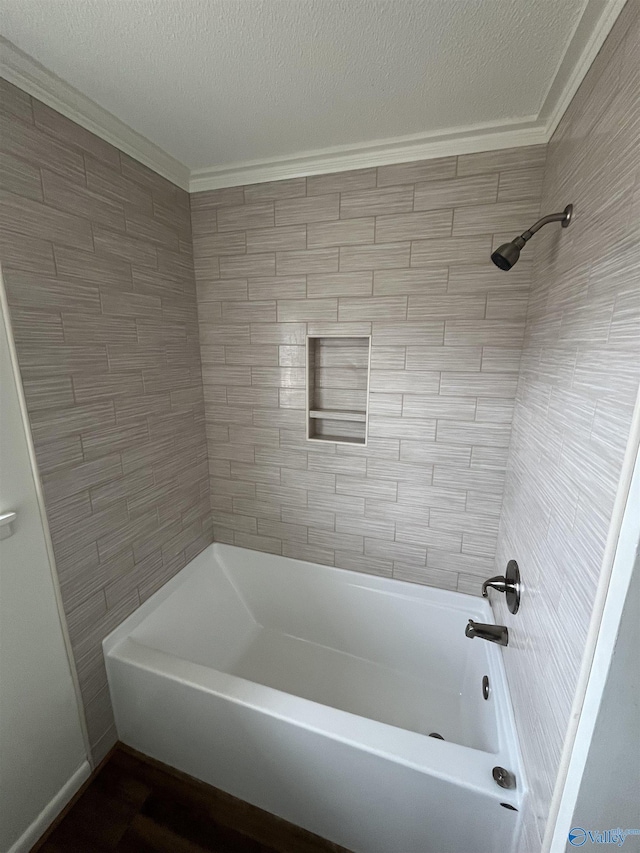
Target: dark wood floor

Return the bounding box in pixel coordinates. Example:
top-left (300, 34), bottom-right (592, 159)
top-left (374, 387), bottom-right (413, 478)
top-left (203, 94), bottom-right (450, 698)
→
top-left (34, 745), bottom-right (352, 853)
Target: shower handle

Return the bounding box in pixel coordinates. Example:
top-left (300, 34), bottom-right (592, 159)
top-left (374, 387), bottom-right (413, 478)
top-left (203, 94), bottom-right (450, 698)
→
top-left (481, 560), bottom-right (521, 614)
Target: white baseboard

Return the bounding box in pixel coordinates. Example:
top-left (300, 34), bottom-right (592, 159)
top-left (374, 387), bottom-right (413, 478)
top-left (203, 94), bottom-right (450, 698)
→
top-left (7, 761), bottom-right (91, 853)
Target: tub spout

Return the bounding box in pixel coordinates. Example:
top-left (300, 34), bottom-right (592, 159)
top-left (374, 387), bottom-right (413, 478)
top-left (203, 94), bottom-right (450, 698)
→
top-left (465, 619), bottom-right (508, 646)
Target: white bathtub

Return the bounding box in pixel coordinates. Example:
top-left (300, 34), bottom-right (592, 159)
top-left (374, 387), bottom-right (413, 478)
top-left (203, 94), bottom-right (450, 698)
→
top-left (103, 543), bottom-right (526, 853)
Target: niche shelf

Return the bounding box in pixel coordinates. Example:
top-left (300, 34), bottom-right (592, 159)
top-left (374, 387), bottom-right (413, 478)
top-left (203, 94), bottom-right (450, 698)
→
top-left (306, 335), bottom-right (371, 446)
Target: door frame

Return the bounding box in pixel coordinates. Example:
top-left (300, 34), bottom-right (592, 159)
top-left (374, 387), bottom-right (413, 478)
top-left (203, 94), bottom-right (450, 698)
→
top-left (0, 268), bottom-right (92, 763)
top-left (544, 386), bottom-right (640, 851)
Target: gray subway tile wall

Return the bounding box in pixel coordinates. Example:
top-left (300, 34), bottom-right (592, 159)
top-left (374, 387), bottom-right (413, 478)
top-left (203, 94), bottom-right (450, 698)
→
top-left (191, 145), bottom-right (546, 592)
top-left (491, 6), bottom-right (640, 850)
top-left (0, 80), bottom-right (212, 761)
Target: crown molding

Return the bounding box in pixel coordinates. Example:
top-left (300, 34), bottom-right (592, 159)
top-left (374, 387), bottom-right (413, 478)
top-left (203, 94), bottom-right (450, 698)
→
top-left (189, 0), bottom-right (626, 192)
top-left (188, 120), bottom-right (548, 192)
top-left (0, 0), bottom-right (626, 194)
top-left (188, 0), bottom-right (625, 192)
top-left (0, 37), bottom-right (190, 191)
top-left (537, 0), bottom-right (629, 138)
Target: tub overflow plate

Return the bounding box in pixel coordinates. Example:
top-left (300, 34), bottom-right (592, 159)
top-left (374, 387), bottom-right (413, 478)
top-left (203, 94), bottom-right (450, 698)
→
top-left (492, 766), bottom-right (516, 789)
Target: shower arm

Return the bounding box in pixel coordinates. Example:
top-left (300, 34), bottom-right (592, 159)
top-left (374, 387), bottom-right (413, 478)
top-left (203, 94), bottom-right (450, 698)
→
top-left (518, 207), bottom-right (573, 244)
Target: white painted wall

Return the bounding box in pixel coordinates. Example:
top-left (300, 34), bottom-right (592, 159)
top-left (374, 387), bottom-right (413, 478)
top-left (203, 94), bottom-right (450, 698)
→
top-left (0, 277), bottom-right (89, 853)
top-left (570, 558), bottom-right (640, 839)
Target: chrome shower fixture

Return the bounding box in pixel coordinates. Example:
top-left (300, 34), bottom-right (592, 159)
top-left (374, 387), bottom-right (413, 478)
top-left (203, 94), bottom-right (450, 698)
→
top-left (491, 204), bottom-right (573, 270)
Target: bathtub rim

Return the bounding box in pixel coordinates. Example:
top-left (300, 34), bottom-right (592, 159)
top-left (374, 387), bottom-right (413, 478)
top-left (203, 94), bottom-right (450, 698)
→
top-left (104, 542), bottom-right (495, 654)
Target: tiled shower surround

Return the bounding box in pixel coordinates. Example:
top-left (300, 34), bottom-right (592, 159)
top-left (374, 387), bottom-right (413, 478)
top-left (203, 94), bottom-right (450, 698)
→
top-left (0, 80), bottom-right (212, 759)
top-left (493, 6), bottom-right (640, 850)
top-left (191, 147), bottom-right (546, 590)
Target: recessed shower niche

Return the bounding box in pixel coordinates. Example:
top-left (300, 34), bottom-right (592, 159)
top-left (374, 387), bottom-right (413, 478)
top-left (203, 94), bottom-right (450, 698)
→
top-left (306, 335), bottom-right (371, 445)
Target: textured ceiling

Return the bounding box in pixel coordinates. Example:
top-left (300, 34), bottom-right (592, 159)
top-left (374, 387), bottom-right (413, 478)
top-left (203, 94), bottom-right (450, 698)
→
top-left (1, 0), bottom-right (588, 170)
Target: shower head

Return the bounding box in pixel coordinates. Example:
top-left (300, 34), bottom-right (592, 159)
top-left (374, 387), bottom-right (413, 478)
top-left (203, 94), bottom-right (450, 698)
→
top-left (491, 204), bottom-right (573, 271)
top-left (491, 236), bottom-right (525, 271)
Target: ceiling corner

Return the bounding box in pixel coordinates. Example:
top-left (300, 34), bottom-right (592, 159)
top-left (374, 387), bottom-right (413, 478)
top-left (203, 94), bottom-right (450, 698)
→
top-left (0, 36), bottom-right (191, 191)
top-left (536, 0), bottom-right (629, 138)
